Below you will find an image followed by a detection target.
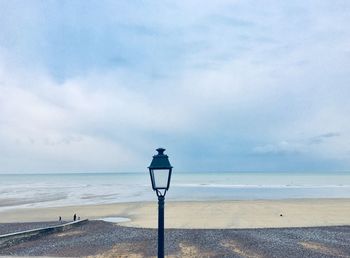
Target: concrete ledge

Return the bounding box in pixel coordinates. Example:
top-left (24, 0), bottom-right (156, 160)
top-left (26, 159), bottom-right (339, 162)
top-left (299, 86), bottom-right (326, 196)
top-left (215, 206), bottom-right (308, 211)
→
top-left (0, 219), bottom-right (88, 249)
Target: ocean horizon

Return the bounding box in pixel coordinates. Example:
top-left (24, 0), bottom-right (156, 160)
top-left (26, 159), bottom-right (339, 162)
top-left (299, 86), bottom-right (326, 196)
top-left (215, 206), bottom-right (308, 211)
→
top-left (1, 172), bottom-right (350, 211)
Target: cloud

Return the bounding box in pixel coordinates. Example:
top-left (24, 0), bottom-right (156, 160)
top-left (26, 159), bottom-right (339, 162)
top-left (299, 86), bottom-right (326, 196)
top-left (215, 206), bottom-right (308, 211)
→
top-left (253, 132), bottom-right (341, 155)
top-left (308, 132), bottom-right (341, 145)
top-left (253, 141), bottom-right (303, 155)
top-left (1, 1), bottom-right (350, 172)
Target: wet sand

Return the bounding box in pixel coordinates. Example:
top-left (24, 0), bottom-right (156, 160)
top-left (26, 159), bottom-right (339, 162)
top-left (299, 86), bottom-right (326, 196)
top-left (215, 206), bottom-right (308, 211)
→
top-left (1, 199), bottom-right (350, 229)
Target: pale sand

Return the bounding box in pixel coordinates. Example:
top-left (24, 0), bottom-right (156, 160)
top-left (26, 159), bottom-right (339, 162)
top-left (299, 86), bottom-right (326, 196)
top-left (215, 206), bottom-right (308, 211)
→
top-left (0, 199), bottom-right (349, 229)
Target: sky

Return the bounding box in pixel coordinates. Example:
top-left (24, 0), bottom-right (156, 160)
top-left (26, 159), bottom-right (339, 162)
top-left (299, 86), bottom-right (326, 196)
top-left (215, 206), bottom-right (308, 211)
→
top-left (0, 0), bottom-right (350, 173)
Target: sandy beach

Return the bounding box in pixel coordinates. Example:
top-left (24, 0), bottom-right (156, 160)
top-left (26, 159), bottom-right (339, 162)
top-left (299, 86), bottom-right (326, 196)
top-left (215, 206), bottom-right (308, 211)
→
top-left (1, 198), bottom-right (350, 256)
top-left (1, 198), bottom-right (349, 229)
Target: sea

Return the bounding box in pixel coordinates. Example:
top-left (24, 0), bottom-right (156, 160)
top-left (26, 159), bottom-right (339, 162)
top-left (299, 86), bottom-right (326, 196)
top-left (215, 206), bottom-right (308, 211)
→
top-left (0, 172), bottom-right (350, 211)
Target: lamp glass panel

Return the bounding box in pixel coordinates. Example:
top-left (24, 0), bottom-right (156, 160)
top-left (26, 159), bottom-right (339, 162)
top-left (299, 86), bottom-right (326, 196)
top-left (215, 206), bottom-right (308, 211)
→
top-left (151, 169), bottom-right (170, 189)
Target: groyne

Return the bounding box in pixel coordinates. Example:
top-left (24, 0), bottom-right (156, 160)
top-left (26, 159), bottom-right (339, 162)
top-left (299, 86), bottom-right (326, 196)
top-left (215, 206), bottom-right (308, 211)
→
top-left (0, 219), bottom-right (88, 248)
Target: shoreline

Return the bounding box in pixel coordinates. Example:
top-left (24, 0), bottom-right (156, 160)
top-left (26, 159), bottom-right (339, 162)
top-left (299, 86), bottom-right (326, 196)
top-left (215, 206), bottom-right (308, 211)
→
top-left (0, 198), bottom-right (350, 229)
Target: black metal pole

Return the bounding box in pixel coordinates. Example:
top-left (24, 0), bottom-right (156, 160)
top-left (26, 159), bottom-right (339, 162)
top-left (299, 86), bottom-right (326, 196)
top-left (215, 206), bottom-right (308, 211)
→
top-left (158, 195), bottom-right (165, 258)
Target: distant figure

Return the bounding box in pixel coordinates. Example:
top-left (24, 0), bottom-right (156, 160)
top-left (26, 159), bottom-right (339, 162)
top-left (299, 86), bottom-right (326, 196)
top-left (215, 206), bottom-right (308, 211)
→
top-left (59, 216), bottom-right (62, 222)
top-left (280, 214), bottom-right (283, 217)
top-left (73, 213), bottom-right (77, 221)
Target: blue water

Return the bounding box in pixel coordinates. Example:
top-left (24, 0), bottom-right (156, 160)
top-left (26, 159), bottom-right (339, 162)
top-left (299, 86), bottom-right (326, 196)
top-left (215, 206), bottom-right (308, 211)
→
top-left (0, 172), bottom-right (349, 210)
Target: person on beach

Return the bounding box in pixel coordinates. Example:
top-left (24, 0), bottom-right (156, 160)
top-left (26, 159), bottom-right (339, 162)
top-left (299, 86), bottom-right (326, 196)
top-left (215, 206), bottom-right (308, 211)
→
top-left (73, 213), bottom-right (77, 221)
top-left (59, 216), bottom-right (62, 222)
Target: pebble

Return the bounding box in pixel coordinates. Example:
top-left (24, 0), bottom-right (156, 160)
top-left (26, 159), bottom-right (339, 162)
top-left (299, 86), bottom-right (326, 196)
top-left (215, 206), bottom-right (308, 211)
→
top-left (1, 221), bottom-right (349, 257)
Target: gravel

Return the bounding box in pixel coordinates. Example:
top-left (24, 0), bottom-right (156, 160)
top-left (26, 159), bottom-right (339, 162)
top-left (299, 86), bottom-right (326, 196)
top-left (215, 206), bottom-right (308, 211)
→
top-left (0, 221), bottom-right (349, 257)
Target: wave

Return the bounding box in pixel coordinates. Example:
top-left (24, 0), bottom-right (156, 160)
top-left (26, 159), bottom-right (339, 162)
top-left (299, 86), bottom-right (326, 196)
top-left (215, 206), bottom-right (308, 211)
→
top-left (173, 183), bottom-right (350, 189)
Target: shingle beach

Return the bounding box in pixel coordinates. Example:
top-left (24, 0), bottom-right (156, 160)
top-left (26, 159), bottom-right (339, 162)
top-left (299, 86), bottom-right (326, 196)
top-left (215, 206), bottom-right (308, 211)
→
top-left (1, 221), bottom-right (349, 257)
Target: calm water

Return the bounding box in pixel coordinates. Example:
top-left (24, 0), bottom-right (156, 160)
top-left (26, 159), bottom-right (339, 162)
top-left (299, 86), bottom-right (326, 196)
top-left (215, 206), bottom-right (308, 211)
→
top-left (0, 172), bottom-right (350, 211)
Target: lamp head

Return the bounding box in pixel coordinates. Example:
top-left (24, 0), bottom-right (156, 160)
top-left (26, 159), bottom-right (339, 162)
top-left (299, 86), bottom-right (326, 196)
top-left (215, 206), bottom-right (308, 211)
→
top-left (148, 148), bottom-right (173, 195)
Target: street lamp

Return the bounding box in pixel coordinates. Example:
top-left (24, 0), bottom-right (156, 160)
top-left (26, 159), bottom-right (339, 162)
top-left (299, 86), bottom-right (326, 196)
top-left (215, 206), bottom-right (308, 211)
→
top-left (148, 148), bottom-right (173, 258)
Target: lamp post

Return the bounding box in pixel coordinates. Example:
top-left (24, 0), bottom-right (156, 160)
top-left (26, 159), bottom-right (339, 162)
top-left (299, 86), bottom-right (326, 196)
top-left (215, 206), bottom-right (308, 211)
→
top-left (148, 148), bottom-right (173, 258)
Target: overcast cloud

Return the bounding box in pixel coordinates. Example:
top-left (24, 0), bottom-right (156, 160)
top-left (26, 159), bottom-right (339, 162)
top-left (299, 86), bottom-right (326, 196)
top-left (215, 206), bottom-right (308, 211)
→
top-left (0, 0), bottom-right (350, 173)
